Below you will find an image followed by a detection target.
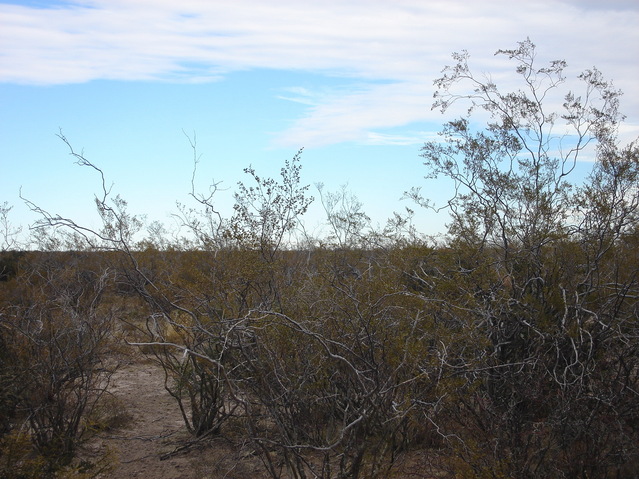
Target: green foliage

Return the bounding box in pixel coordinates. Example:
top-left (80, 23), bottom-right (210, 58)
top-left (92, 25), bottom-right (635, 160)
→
top-left (230, 148), bottom-right (313, 258)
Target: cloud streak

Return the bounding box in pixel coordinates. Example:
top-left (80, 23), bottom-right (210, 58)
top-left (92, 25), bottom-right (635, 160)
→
top-left (1, 0), bottom-right (637, 147)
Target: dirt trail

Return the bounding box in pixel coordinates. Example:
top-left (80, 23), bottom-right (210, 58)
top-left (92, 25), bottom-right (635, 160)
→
top-left (78, 358), bottom-right (256, 479)
top-left (72, 350), bottom-right (274, 479)
top-left (84, 360), bottom-right (196, 478)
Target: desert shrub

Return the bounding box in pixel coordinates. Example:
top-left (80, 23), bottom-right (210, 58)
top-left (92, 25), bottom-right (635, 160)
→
top-left (0, 251), bottom-right (118, 474)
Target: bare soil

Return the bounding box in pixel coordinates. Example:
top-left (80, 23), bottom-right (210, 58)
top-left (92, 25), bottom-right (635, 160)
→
top-left (80, 357), bottom-right (264, 479)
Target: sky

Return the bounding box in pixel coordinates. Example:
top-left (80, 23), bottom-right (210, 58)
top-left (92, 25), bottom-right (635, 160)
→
top-left (1, 0), bottom-right (638, 245)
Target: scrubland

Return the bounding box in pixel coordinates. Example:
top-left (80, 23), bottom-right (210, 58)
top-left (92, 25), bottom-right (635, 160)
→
top-left (1, 40), bottom-right (638, 478)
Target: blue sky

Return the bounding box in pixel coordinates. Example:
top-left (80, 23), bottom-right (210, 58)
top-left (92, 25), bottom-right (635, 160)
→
top-left (1, 0), bottom-right (638, 243)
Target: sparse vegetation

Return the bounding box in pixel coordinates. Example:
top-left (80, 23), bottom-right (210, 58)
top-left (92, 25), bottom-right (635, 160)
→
top-left (1, 40), bottom-right (638, 478)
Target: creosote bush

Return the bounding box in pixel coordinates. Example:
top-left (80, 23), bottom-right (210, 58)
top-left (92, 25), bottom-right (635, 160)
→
top-left (2, 39), bottom-right (638, 478)
top-left (0, 251), bottom-right (119, 477)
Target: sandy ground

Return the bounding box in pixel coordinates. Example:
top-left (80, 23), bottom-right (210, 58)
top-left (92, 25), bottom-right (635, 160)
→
top-left (81, 359), bottom-right (263, 479)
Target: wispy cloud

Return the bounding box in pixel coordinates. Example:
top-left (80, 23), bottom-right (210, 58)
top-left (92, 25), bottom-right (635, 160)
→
top-left (1, 0), bottom-right (637, 147)
top-left (364, 130), bottom-right (442, 147)
top-left (273, 81), bottom-right (433, 147)
top-left (277, 87), bottom-right (319, 106)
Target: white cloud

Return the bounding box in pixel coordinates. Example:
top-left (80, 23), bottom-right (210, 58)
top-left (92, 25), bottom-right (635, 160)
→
top-left (365, 131), bottom-right (440, 147)
top-left (273, 81), bottom-right (433, 147)
top-left (1, 0), bottom-right (637, 147)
